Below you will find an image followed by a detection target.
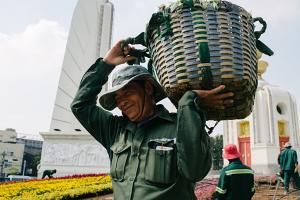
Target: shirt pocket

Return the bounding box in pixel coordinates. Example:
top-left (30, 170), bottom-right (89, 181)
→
top-left (145, 140), bottom-right (177, 185)
top-left (110, 143), bottom-right (131, 181)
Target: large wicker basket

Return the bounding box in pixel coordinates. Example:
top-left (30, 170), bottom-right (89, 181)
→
top-left (124, 0), bottom-right (273, 120)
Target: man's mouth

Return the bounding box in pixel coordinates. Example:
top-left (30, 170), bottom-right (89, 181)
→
top-left (123, 104), bottom-right (133, 113)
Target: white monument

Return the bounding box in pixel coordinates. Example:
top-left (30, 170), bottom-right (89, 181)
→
top-left (39, 0), bottom-right (113, 177)
top-left (223, 51), bottom-right (300, 175)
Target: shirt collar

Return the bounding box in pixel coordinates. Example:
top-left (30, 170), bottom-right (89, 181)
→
top-left (229, 159), bottom-right (243, 165)
top-left (137, 105), bottom-right (174, 127)
top-left (154, 104), bottom-right (174, 122)
top-left (124, 122), bottom-right (137, 132)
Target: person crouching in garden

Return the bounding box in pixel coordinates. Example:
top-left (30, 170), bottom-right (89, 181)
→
top-left (42, 169), bottom-right (57, 179)
top-left (215, 144), bottom-right (255, 200)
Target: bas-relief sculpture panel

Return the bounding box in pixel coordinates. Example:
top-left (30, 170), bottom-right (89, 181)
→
top-left (43, 142), bottom-right (109, 166)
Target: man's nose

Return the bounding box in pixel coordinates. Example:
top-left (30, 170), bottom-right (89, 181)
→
top-left (117, 99), bottom-right (128, 109)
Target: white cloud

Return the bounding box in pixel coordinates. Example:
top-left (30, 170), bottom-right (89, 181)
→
top-left (230, 0), bottom-right (300, 25)
top-left (1, 1), bottom-right (299, 136)
top-left (0, 19), bottom-right (67, 134)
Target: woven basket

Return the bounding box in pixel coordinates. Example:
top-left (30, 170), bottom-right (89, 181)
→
top-left (146, 0), bottom-right (258, 120)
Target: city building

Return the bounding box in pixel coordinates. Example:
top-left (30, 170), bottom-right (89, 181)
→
top-left (17, 134), bottom-right (43, 156)
top-left (17, 134), bottom-right (43, 176)
top-left (0, 129), bottom-right (25, 177)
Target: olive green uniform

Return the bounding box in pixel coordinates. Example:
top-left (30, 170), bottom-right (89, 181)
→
top-left (279, 147), bottom-right (300, 191)
top-left (215, 159), bottom-right (255, 200)
top-left (71, 59), bottom-right (212, 200)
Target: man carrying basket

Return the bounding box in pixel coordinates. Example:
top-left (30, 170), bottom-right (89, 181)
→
top-left (71, 40), bottom-right (234, 200)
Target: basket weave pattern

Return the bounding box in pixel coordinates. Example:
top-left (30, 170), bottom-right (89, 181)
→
top-left (148, 1), bottom-right (258, 120)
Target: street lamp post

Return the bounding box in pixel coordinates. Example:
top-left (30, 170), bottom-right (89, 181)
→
top-left (0, 151), bottom-right (7, 178)
top-left (22, 160), bottom-right (26, 176)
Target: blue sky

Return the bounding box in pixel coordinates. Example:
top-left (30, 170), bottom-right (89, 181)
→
top-left (0, 0), bottom-right (299, 135)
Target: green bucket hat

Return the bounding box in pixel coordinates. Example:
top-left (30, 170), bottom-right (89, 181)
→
top-left (99, 65), bottom-right (167, 111)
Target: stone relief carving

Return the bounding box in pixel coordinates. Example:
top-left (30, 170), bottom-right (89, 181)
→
top-left (43, 142), bottom-right (109, 166)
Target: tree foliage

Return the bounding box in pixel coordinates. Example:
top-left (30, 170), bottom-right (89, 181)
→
top-left (210, 135), bottom-right (223, 170)
top-left (23, 153), bottom-right (41, 176)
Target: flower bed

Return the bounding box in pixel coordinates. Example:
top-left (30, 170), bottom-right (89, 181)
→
top-left (1, 174), bottom-right (281, 199)
top-left (195, 178), bottom-right (218, 200)
top-left (255, 174), bottom-right (278, 186)
top-left (0, 174), bottom-right (112, 200)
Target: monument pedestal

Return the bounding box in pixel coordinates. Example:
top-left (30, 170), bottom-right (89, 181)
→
top-left (39, 132), bottom-right (110, 178)
top-left (251, 145), bottom-right (280, 175)
top-left (223, 52), bottom-right (300, 175)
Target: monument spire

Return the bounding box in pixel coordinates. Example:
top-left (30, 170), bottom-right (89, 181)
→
top-left (257, 50), bottom-right (269, 80)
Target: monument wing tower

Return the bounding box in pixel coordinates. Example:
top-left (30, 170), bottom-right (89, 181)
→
top-left (50, 0), bottom-right (113, 132)
top-left (40, 0), bottom-right (113, 177)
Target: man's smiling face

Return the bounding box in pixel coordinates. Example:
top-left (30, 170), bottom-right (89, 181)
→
top-left (115, 81), bottom-right (146, 122)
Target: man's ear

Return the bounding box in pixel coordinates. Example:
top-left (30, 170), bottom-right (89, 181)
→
top-left (144, 80), bottom-right (154, 96)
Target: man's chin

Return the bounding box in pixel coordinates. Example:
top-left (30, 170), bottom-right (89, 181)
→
top-left (122, 113), bottom-right (138, 122)
top-left (128, 116), bottom-right (138, 122)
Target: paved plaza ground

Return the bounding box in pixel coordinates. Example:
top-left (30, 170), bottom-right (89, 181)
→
top-left (254, 187), bottom-right (300, 200)
top-left (86, 173), bottom-right (300, 200)
top-left (86, 194), bottom-right (113, 200)
top-left (87, 188), bottom-right (300, 200)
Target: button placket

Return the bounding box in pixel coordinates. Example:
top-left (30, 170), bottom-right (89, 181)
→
top-left (128, 128), bottom-right (145, 200)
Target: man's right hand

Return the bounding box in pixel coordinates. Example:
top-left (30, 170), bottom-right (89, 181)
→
top-left (193, 85), bottom-right (234, 110)
top-left (103, 40), bottom-right (136, 66)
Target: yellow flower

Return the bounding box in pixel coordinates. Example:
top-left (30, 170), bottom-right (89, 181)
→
top-left (0, 175), bottom-right (112, 199)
